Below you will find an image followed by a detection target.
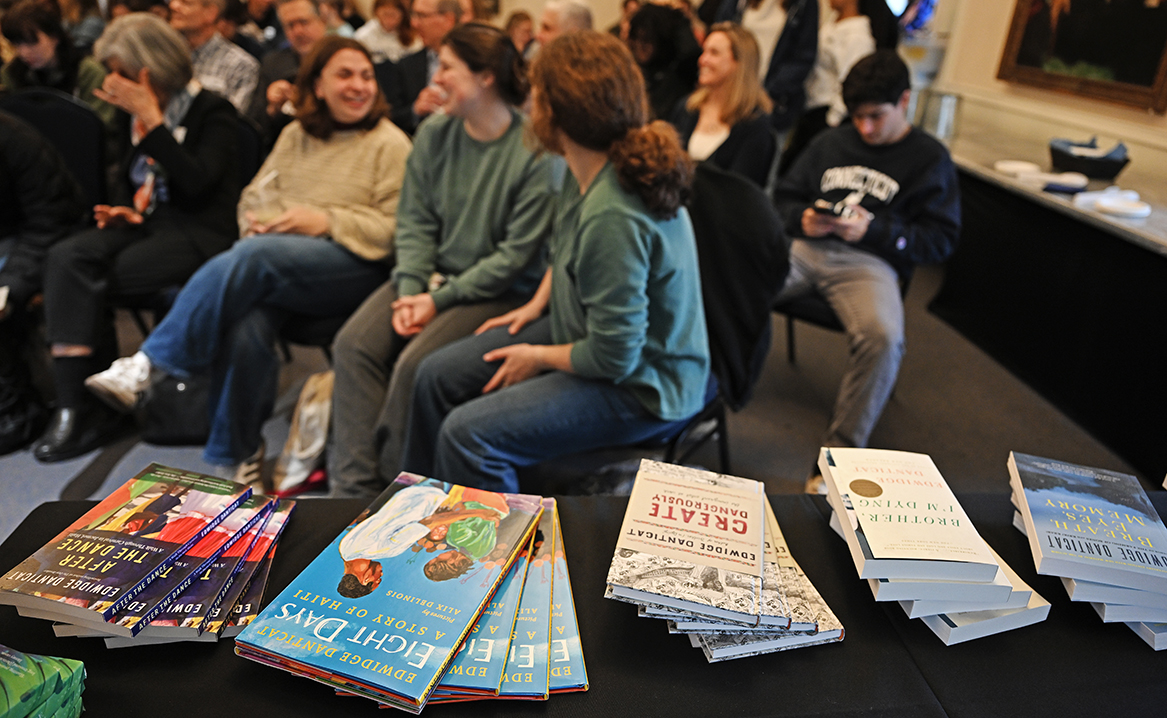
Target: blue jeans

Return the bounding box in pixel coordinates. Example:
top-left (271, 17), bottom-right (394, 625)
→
top-left (142, 234), bottom-right (389, 464)
top-left (401, 317), bottom-right (698, 493)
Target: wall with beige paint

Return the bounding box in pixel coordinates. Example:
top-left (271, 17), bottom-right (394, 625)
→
top-left (934, 0), bottom-right (1167, 195)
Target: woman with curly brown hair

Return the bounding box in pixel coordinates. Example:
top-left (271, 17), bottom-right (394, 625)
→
top-left (401, 30), bottom-right (711, 494)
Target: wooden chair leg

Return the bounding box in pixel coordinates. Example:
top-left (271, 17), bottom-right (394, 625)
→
top-left (130, 309), bottom-right (152, 338)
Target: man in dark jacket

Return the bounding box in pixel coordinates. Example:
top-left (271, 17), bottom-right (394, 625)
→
top-left (380, 0), bottom-right (460, 135)
top-left (773, 51), bottom-right (960, 489)
top-left (715, 0), bottom-right (818, 132)
top-left (0, 111), bottom-right (87, 454)
top-left (246, 0), bottom-right (325, 146)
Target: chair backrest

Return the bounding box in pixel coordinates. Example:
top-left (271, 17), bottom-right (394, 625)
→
top-left (236, 112), bottom-right (265, 187)
top-left (0, 87), bottom-right (106, 207)
top-left (688, 162), bottom-right (791, 411)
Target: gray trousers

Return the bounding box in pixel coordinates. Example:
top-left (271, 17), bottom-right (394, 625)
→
top-left (326, 279), bottom-right (525, 499)
top-left (775, 238), bottom-right (905, 449)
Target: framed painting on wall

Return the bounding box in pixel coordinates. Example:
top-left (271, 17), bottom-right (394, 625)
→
top-left (997, 0), bottom-right (1167, 113)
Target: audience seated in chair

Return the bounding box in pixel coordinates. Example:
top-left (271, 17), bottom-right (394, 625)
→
top-left (353, 0), bottom-right (420, 63)
top-left (35, 14), bottom-right (241, 463)
top-left (503, 10), bottom-right (533, 56)
top-left (626, 2), bottom-right (700, 121)
top-left (170, 0), bottom-right (261, 113)
top-left (60, 0), bottom-right (106, 54)
top-left (217, 0), bottom-right (266, 59)
top-left (246, 0), bottom-right (326, 147)
top-left (714, 0), bottom-right (818, 139)
top-left (780, 0), bottom-right (885, 173)
top-left (0, 0), bottom-right (116, 128)
top-left (327, 23), bottom-right (560, 500)
top-left (771, 50), bottom-right (960, 489)
top-left (0, 111), bottom-right (88, 456)
top-left (86, 36), bottom-right (411, 487)
top-left (399, 31), bottom-right (710, 494)
top-left (669, 21), bottom-right (775, 188)
top-left (533, 0), bottom-right (592, 49)
top-left (379, 0), bottom-right (461, 136)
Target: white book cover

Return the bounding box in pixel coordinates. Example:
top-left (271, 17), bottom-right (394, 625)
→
top-left (1009, 452), bottom-right (1167, 593)
top-left (694, 606), bottom-right (843, 662)
top-left (755, 501), bottom-right (792, 627)
top-left (665, 620), bottom-right (810, 636)
top-left (831, 509), bottom-right (1014, 603)
top-left (1062, 577), bottom-right (1167, 609)
top-left (1125, 621), bottom-right (1167, 650)
top-left (1090, 601), bottom-right (1167, 623)
top-left (606, 460), bottom-right (766, 624)
top-left (898, 550), bottom-right (1030, 618)
top-left (919, 587), bottom-right (1050, 646)
top-left (644, 502), bottom-right (824, 634)
top-left (821, 448), bottom-right (997, 581)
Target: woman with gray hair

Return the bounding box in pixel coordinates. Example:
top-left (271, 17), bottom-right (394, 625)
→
top-left (32, 13), bottom-right (240, 463)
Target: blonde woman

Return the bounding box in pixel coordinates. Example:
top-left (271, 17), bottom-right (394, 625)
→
top-left (669, 22), bottom-right (774, 187)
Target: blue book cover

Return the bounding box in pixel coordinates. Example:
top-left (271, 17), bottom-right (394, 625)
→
top-left (1010, 452), bottom-right (1167, 593)
top-left (498, 498), bottom-right (555, 701)
top-left (235, 475), bottom-right (543, 713)
top-left (432, 529), bottom-right (533, 698)
top-left (549, 503), bottom-right (588, 693)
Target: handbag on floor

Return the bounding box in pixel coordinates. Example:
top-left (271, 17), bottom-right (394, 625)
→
top-left (137, 373), bottom-right (211, 445)
top-left (272, 370), bottom-right (332, 496)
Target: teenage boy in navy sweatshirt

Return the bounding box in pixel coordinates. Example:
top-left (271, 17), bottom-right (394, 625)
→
top-left (773, 49), bottom-right (961, 491)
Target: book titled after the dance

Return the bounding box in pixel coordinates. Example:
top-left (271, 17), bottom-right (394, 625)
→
top-left (0, 464), bottom-right (250, 627)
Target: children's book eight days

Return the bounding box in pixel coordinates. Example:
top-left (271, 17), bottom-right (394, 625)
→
top-left (235, 473), bottom-right (543, 713)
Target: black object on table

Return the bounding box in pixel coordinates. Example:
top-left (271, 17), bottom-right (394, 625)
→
top-left (2, 494), bottom-right (1166, 717)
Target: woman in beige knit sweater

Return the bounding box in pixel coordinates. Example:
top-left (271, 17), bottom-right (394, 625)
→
top-left (85, 36), bottom-right (412, 484)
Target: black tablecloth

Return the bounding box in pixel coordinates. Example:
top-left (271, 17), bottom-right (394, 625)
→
top-left (929, 171), bottom-right (1167, 481)
top-left (2, 494), bottom-right (1165, 717)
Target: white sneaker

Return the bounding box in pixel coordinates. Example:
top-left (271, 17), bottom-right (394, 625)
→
top-left (85, 352), bottom-right (153, 412)
top-left (804, 473), bottom-right (828, 495)
top-left (234, 442), bottom-right (267, 494)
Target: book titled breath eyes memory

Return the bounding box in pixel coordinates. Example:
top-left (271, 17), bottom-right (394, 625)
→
top-left (234, 474), bottom-right (543, 714)
top-left (606, 460), bottom-right (767, 624)
top-left (1009, 451), bottom-right (1167, 593)
top-left (0, 464), bottom-right (251, 628)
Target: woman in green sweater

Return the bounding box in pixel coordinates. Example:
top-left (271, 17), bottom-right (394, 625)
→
top-left (401, 30), bottom-right (711, 494)
top-left (327, 23), bottom-right (561, 499)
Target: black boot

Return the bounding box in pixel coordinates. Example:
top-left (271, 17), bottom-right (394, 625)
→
top-left (0, 383), bottom-right (47, 456)
top-left (0, 329), bottom-right (46, 455)
top-left (32, 399), bottom-right (132, 463)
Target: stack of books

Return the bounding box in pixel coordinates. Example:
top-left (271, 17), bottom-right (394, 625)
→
top-left (604, 460), bottom-right (843, 662)
top-left (234, 473), bottom-right (587, 713)
top-left (0, 464), bottom-right (295, 649)
top-left (821, 448), bottom-right (1050, 645)
top-left (1008, 451), bottom-right (1167, 650)
top-left (0, 643), bottom-right (85, 718)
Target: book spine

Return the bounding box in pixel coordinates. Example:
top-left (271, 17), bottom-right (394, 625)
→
top-left (104, 488), bottom-right (253, 618)
top-left (127, 503), bottom-right (268, 635)
top-left (197, 513), bottom-right (272, 635)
